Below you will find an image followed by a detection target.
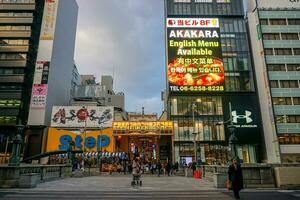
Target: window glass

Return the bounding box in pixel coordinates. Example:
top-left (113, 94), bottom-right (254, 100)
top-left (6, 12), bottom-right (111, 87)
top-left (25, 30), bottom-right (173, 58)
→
top-left (286, 64), bottom-right (300, 71)
top-left (263, 33), bottom-right (280, 40)
top-left (294, 48), bottom-right (300, 55)
top-left (264, 48), bottom-right (273, 55)
top-left (260, 19), bottom-right (268, 25)
top-left (274, 48), bottom-right (292, 56)
top-left (293, 97), bottom-right (300, 105)
top-left (281, 33), bottom-right (299, 40)
top-left (270, 80), bottom-right (279, 88)
top-left (269, 19), bottom-right (287, 25)
top-left (288, 19), bottom-right (300, 25)
top-left (267, 64), bottom-right (286, 71)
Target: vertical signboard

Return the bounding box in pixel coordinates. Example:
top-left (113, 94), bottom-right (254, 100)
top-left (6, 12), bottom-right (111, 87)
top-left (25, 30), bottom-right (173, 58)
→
top-left (223, 96), bottom-right (261, 144)
top-left (167, 18), bottom-right (225, 93)
top-left (28, 0), bottom-right (59, 125)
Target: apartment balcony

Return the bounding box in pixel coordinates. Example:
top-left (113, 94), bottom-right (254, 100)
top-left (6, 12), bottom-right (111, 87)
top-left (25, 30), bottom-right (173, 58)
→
top-left (0, 30), bottom-right (31, 38)
top-left (0, 75), bottom-right (24, 83)
top-left (0, 17), bottom-right (33, 24)
top-left (0, 45), bottom-right (29, 52)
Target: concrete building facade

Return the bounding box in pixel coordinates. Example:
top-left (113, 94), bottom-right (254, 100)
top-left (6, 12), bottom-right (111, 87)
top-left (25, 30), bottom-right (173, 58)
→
top-left (248, 0), bottom-right (300, 163)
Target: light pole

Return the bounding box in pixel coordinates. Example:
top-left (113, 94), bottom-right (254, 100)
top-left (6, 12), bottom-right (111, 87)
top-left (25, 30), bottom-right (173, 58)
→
top-left (227, 102), bottom-right (238, 159)
top-left (8, 123), bottom-right (24, 166)
top-left (191, 103), bottom-right (197, 163)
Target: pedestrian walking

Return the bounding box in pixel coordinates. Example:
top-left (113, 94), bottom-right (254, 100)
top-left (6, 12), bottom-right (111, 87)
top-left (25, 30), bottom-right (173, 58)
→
top-left (227, 158), bottom-right (244, 200)
top-left (157, 160), bottom-right (162, 177)
top-left (166, 161), bottom-right (172, 176)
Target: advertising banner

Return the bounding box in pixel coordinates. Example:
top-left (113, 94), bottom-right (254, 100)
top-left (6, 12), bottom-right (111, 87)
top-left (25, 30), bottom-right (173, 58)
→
top-left (30, 84), bottom-right (48, 108)
top-left (51, 106), bottom-right (114, 128)
top-left (167, 18), bottom-right (224, 93)
top-left (46, 128), bottom-right (114, 152)
top-left (28, 0), bottom-right (59, 125)
top-left (223, 95), bottom-right (261, 144)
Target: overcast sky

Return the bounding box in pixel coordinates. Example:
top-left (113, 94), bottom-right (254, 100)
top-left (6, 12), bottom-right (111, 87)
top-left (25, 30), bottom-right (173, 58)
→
top-left (75, 0), bottom-right (165, 115)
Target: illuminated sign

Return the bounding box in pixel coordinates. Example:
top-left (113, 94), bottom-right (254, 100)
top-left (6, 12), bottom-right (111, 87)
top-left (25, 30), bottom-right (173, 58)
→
top-left (113, 121), bottom-right (173, 135)
top-left (46, 128), bottom-right (114, 152)
top-left (167, 18), bottom-right (224, 93)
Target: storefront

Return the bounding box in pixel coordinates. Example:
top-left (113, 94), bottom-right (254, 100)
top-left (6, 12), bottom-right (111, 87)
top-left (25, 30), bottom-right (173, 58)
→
top-left (113, 121), bottom-right (173, 162)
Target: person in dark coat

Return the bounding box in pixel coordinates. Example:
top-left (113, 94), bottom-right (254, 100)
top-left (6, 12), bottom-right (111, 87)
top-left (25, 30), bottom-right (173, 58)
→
top-left (228, 158), bottom-right (244, 200)
top-left (166, 161), bottom-right (172, 176)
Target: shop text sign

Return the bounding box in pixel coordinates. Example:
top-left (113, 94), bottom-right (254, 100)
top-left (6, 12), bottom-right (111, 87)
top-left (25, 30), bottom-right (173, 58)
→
top-left (46, 128), bottom-right (114, 152)
top-left (167, 18), bottom-right (225, 93)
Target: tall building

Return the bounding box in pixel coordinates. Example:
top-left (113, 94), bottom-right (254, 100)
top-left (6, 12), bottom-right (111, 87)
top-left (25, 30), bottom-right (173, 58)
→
top-left (248, 0), bottom-right (300, 163)
top-left (165, 0), bottom-right (263, 164)
top-left (0, 0), bottom-right (78, 161)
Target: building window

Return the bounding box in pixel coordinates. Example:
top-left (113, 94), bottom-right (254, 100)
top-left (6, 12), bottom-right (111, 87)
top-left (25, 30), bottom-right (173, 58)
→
top-left (174, 0), bottom-right (190, 2)
top-left (270, 80), bottom-right (279, 88)
top-left (274, 48), bottom-right (292, 56)
top-left (286, 64), bottom-right (300, 71)
top-left (278, 134), bottom-right (300, 144)
top-left (273, 97), bottom-right (292, 105)
top-left (264, 48), bottom-right (273, 55)
top-left (260, 19), bottom-right (268, 25)
top-left (293, 97), bottom-right (300, 105)
top-left (0, 53), bottom-right (27, 60)
top-left (286, 115), bottom-right (300, 123)
top-left (288, 19), bottom-right (300, 25)
top-left (275, 115), bottom-right (286, 123)
top-left (294, 48), bottom-right (300, 55)
top-left (280, 80), bottom-right (299, 88)
top-left (263, 33), bottom-right (280, 40)
top-left (269, 19), bottom-right (287, 25)
top-left (267, 64), bottom-right (286, 71)
top-left (281, 33), bottom-right (299, 40)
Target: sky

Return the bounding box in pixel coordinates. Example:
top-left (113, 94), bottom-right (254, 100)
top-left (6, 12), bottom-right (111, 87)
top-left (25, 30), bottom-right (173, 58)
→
top-left (75, 0), bottom-right (165, 115)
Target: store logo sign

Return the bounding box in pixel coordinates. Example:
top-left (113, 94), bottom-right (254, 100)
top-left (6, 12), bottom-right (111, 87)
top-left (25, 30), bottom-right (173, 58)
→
top-left (232, 110), bottom-right (253, 124)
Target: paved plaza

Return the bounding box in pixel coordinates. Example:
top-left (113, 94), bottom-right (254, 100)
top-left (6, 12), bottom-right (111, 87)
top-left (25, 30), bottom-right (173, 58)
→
top-left (0, 175), bottom-right (299, 199)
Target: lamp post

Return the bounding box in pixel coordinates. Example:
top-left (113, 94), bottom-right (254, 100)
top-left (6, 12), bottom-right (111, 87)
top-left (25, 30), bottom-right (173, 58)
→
top-left (227, 102), bottom-right (238, 159)
top-left (8, 123), bottom-right (24, 166)
top-left (191, 103), bottom-right (197, 163)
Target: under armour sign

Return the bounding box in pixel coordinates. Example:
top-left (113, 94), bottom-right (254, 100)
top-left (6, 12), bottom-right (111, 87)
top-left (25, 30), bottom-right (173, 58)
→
top-left (232, 110), bottom-right (253, 124)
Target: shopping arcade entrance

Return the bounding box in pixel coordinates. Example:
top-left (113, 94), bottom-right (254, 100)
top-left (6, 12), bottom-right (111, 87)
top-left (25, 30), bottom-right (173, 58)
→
top-left (113, 121), bottom-right (174, 162)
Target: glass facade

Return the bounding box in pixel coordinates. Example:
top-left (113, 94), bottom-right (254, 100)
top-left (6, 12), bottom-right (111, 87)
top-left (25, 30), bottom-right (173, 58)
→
top-left (0, 0), bottom-right (44, 163)
top-left (166, 0), bottom-right (262, 164)
top-left (0, 0), bottom-right (44, 126)
top-left (259, 9), bottom-right (300, 162)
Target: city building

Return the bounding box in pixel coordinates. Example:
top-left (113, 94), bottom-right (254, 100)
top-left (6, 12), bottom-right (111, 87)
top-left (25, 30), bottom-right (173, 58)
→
top-left (70, 63), bottom-right (81, 100)
top-left (247, 0), bottom-right (300, 163)
top-left (72, 75), bottom-right (125, 110)
top-left (0, 0), bottom-right (78, 161)
top-left (80, 74), bottom-right (96, 85)
top-left (165, 0), bottom-right (264, 164)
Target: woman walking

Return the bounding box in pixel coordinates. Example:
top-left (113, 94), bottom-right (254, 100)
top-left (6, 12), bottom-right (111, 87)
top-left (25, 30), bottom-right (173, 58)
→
top-left (228, 158), bottom-right (244, 200)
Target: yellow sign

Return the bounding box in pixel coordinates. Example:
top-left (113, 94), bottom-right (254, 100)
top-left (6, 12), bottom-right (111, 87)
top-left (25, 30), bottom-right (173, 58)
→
top-left (113, 121), bottom-right (173, 135)
top-left (46, 128), bottom-right (114, 152)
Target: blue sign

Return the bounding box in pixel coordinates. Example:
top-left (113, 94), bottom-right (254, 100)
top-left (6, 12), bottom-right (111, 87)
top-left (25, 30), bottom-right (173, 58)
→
top-left (59, 134), bottom-right (110, 151)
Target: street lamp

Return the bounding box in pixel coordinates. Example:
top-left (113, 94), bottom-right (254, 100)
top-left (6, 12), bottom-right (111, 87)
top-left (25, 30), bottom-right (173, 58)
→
top-left (227, 102), bottom-right (239, 160)
top-left (191, 103), bottom-right (197, 163)
top-left (8, 123), bottom-right (24, 166)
